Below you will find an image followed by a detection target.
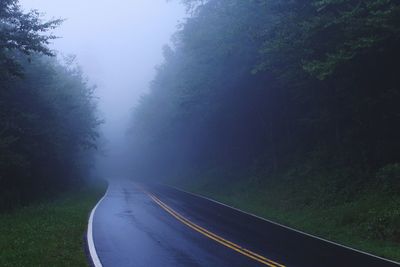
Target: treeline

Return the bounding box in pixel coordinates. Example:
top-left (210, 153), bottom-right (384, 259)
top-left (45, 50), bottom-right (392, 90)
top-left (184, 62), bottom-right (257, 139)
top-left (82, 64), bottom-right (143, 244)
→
top-left (0, 0), bottom-right (100, 209)
top-left (128, 0), bottom-right (400, 190)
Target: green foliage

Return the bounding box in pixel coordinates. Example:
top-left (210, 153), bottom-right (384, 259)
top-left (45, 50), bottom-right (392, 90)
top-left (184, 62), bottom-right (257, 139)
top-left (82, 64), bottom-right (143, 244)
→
top-left (127, 2), bottom-right (400, 258)
top-left (184, 168), bottom-right (400, 261)
top-left (128, 0), bottom-right (400, 184)
top-left (0, 55), bottom-right (100, 209)
top-left (376, 163), bottom-right (400, 193)
top-left (258, 0), bottom-right (400, 80)
top-left (127, 1), bottom-right (400, 257)
top-left (0, 185), bottom-right (105, 267)
top-left (0, 0), bottom-right (62, 77)
top-left (0, 0), bottom-right (100, 209)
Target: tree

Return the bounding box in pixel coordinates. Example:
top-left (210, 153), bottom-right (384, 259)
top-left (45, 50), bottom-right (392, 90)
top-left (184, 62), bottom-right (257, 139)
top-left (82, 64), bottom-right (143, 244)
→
top-left (0, 0), bottom-right (99, 210)
top-left (128, 0), bottom-right (400, 188)
top-left (0, 0), bottom-right (61, 77)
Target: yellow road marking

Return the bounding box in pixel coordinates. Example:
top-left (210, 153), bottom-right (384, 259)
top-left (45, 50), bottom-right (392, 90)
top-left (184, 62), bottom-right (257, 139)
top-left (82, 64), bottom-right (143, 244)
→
top-left (144, 190), bottom-right (285, 267)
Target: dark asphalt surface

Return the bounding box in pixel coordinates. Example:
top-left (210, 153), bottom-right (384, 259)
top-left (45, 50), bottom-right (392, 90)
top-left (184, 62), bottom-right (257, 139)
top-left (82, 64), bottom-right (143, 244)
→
top-left (91, 182), bottom-right (400, 267)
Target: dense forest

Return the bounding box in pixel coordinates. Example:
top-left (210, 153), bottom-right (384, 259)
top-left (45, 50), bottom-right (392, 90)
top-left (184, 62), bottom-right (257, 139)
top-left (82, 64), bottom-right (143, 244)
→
top-left (0, 0), bottom-right (100, 210)
top-left (1, 0), bottom-right (399, 262)
top-left (129, 0), bottom-right (400, 253)
top-left (127, 0), bottom-right (400, 244)
top-left (129, 0), bottom-right (400, 185)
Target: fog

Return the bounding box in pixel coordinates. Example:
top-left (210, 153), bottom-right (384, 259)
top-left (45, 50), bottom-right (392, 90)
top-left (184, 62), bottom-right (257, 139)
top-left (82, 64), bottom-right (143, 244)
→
top-left (20, 0), bottom-right (185, 177)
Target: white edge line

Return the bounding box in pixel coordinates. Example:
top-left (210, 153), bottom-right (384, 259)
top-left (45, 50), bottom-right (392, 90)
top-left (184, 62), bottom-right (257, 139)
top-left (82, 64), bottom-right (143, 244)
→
top-left (162, 183), bottom-right (400, 266)
top-left (87, 186), bottom-right (109, 267)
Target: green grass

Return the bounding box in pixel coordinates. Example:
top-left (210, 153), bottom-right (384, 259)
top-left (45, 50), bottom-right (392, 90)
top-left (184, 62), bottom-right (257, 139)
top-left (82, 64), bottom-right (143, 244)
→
top-left (183, 177), bottom-right (400, 263)
top-left (0, 184), bottom-right (105, 267)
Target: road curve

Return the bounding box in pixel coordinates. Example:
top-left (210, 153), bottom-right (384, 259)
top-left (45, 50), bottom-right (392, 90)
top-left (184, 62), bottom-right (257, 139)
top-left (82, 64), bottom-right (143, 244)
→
top-left (87, 182), bottom-right (400, 267)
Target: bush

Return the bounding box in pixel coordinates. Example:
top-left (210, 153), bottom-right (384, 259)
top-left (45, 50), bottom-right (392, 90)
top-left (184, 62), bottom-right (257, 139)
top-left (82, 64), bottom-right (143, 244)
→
top-left (376, 163), bottom-right (400, 193)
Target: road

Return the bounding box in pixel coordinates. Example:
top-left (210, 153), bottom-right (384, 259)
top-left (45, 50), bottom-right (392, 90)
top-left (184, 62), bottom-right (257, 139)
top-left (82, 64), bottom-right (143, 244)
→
top-left (87, 182), bottom-right (400, 267)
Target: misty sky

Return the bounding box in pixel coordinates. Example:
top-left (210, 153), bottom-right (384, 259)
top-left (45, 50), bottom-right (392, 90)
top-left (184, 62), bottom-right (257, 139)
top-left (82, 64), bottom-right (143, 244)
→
top-left (20, 0), bottom-right (185, 146)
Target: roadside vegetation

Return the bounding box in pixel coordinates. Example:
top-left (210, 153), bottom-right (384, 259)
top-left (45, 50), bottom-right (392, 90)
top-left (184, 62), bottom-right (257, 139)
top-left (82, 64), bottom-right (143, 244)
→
top-left (181, 168), bottom-right (400, 262)
top-left (0, 184), bottom-right (105, 267)
top-left (0, 0), bottom-right (101, 210)
top-left (127, 0), bottom-right (400, 262)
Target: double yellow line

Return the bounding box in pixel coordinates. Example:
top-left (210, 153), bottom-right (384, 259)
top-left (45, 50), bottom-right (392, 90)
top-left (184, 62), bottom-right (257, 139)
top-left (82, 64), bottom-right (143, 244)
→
top-left (145, 191), bottom-right (285, 267)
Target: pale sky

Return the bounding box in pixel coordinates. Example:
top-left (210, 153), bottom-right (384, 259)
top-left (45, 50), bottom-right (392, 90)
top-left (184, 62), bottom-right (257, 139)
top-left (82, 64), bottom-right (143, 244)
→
top-left (20, 0), bottom-right (185, 145)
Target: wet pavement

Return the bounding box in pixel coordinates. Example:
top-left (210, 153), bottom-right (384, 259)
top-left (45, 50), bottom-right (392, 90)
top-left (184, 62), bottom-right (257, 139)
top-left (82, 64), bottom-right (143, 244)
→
top-left (90, 182), bottom-right (400, 267)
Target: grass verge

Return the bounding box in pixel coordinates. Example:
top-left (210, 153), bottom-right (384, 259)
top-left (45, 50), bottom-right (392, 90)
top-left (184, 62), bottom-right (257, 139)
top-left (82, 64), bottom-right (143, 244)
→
top-left (182, 176), bottom-right (400, 263)
top-left (0, 183), bottom-right (105, 267)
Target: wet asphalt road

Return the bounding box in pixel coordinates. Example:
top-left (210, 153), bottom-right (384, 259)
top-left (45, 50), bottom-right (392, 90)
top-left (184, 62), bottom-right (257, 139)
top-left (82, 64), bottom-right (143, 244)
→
top-left (90, 182), bottom-right (400, 267)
